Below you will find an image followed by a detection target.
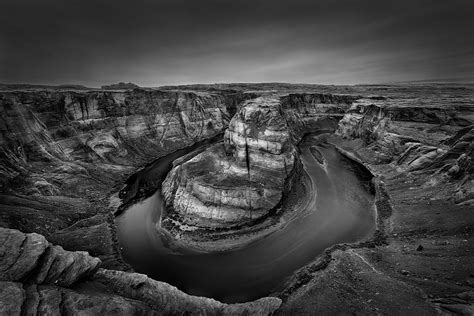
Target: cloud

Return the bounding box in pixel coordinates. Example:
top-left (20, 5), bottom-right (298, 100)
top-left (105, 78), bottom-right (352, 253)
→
top-left (1, 0), bottom-right (473, 86)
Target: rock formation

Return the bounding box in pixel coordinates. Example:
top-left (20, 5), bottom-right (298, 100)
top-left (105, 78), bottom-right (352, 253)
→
top-left (336, 102), bottom-right (473, 203)
top-left (0, 227), bottom-right (281, 315)
top-left (336, 102), bottom-right (472, 161)
top-left (162, 95), bottom-right (300, 228)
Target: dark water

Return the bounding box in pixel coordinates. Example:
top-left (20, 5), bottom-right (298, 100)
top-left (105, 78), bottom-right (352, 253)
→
top-left (116, 134), bottom-right (376, 303)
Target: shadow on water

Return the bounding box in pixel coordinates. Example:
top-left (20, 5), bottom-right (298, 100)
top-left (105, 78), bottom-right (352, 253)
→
top-left (116, 133), bottom-right (376, 303)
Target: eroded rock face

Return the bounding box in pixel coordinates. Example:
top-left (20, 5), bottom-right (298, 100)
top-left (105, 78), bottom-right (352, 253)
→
top-left (335, 102), bottom-right (474, 204)
top-left (0, 227), bottom-right (281, 315)
top-left (162, 95), bottom-right (299, 228)
top-left (336, 103), bottom-right (471, 162)
top-left (0, 90), bottom-right (243, 185)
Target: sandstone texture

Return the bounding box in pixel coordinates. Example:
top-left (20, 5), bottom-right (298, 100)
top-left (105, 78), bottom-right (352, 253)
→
top-left (162, 96), bottom-right (299, 228)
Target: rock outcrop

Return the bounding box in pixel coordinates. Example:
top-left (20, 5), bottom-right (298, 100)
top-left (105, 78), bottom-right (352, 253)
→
top-left (162, 95), bottom-right (300, 228)
top-left (0, 227), bottom-right (281, 315)
top-left (0, 228), bottom-right (100, 286)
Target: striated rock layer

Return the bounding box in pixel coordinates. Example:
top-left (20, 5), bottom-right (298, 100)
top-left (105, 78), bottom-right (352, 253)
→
top-left (0, 89), bottom-right (243, 185)
top-left (334, 101), bottom-right (473, 205)
top-left (336, 102), bottom-right (473, 192)
top-left (163, 95), bottom-right (300, 228)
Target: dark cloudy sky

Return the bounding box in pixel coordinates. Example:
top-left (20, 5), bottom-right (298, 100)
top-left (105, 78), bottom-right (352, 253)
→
top-left (1, 0), bottom-right (473, 87)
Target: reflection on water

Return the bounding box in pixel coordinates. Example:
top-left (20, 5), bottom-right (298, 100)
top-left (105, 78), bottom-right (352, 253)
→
top-left (116, 134), bottom-right (376, 303)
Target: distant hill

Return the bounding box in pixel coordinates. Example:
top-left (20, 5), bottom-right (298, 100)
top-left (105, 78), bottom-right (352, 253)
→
top-left (0, 83), bottom-right (92, 91)
top-left (386, 77), bottom-right (474, 85)
top-left (158, 82), bottom-right (339, 92)
top-left (101, 82), bottom-right (140, 90)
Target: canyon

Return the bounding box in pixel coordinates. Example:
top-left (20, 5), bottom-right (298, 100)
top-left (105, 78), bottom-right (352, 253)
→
top-left (0, 83), bottom-right (473, 314)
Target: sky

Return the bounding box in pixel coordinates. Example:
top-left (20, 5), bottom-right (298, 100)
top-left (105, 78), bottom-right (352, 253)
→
top-left (1, 0), bottom-right (473, 87)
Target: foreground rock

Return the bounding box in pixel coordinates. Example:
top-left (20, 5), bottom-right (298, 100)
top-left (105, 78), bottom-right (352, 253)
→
top-left (0, 228), bottom-right (100, 286)
top-left (92, 269), bottom-right (281, 315)
top-left (0, 227), bottom-right (281, 315)
top-left (162, 95), bottom-right (300, 228)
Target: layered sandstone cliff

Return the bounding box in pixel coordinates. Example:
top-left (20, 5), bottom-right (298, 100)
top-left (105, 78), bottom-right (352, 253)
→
top-left (335, 101), bottom-right (473, 203)
top-left (0, 89), bottom-right (243, 185)
top-left (162, 95), bottom-right (299, 228)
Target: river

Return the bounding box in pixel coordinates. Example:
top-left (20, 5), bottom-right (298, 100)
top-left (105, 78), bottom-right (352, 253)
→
top-left (116, 133), bottom-right (376, 303)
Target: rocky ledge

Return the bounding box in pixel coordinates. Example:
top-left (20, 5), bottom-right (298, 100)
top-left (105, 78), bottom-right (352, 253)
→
top-left (162, 96), bottom-right (300, 229)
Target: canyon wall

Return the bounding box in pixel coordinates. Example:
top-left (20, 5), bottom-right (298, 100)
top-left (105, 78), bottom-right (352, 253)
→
top-left (0, 89), bottom-right (244, 186)
top-left (336, 102), bottom-right (473, 203)
top-left (162, 96), bottom-right (300, 228)
top-left (279, 91), bottom-right (474, 315)
top-left (0, 89), bottom-right (246, 267)
top-left (281, 93), bottom-right (357, 141)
